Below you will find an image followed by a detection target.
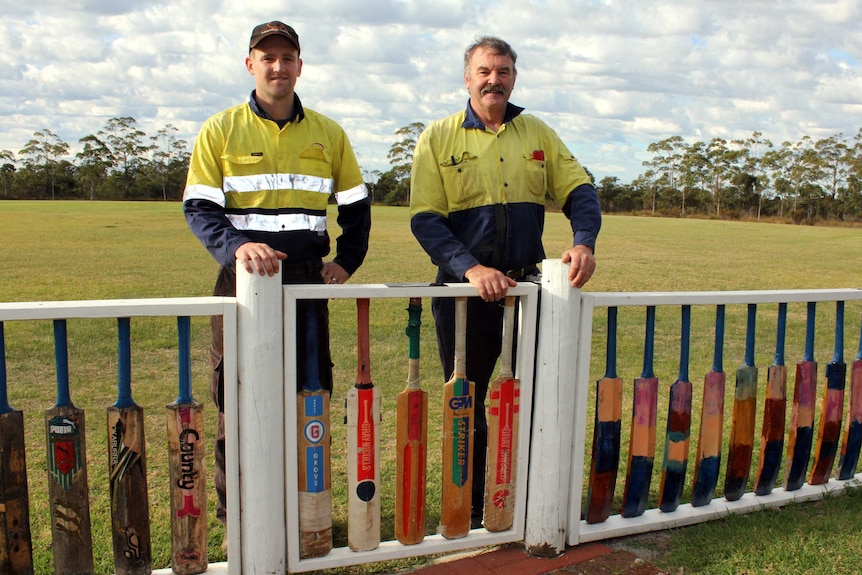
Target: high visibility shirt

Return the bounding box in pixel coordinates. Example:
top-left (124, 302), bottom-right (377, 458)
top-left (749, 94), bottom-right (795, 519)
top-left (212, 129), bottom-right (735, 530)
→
top-left (410, 101), bottom-right (601, 281)
top-left (184, 93), bottom-right (370, 274)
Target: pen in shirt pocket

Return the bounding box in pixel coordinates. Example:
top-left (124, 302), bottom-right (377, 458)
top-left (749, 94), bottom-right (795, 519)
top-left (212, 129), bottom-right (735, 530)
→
top-left (450, 155), bottom-right (458, 166)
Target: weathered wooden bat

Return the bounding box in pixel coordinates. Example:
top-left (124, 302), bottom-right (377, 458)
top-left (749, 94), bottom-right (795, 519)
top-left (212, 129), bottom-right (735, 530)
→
top-left (754, 303), bottom-right (787, 495)
top-left (107, 317), bottom-right (152, 575)
top-left (784, 302), bottom-right (818, 491)
top-left (395, 297), bottom-right (428, 544)
top-left (809, 301), bottom-right (846, 485)
top-left (484, 296), bottom-right (521, 531)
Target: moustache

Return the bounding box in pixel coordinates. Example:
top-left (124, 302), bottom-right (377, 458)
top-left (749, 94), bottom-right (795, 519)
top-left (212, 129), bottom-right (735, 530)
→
top-left (481, 84), bottom-right (505, 96)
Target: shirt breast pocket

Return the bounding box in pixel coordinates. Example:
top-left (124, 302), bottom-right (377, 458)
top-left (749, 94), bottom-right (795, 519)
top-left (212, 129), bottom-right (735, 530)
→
top-left (522, 156), bottom-right (547, 201)
top-left (221, 154), bottom-right (264, 178)
top-left (439, 153), bottom-right (486, 210)
top-left (298, 146), bottom-right (334, 180)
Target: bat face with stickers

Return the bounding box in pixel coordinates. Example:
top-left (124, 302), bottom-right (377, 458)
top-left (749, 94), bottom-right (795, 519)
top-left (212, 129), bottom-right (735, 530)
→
top-left (107, 317), bottom-right (152, 575)
top-left (785, 301), bottom-right (818, 491)
top-left (484, 295), bottom-right (522, 532)
top-left (0, 321), bottom-right (34, 575)
top-left (724, 304), bottom-right (759, 502)
top-left (346, 298), bottom-right (381, 551)
top-left (754, 303), bottom-right (788, 496)
top-left (585, 306), bottom-right (622, 524)
top-left (46, 319), bottom-right (94, 575)
top-left (691, 305), bottom-right (726, 507)
top-left (659, 305), bottom-right (693, 513)
top-left (809, 300), bottom-right (847, 485)
top-left (166, 316), bottom-right (207, 574)
top-left (440, 296), bottom-right (475, 539)
top-left (396, 297), bottom-right (428, 545)
top-left (296, 306), bottom-right (332, 558)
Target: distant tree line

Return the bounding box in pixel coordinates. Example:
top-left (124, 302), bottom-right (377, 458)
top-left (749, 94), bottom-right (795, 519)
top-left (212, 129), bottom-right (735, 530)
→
top-left (3, 118), bottom-right (862, 224)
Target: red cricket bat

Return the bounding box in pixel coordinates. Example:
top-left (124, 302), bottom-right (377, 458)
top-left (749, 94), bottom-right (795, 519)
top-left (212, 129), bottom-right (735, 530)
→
top-left (484, 296), bottom-right (521, 531)
top-left (724, 304), bottom-right (759, 501)
top-left (585, 305), bottom-right (622, 524)
top-left (0, 321), bottom-right (34, 575)
top-left (809, 300), bottom-right (847, 484)
top-left (46, 319), bottom-right (95, 575)
top-left (659, 305), bottom-right (693, 512)
top-left (296, 307), bottom-right (332, 557)
top-left (837, 316), bottom-right (862, 480)
top-left (107, 317), bottom-right (152, 575)
top-left (346, 298), bottom-right (381, 551)
top-left (440, 296), bottom-right (475, 539)
top-left (691, 305), bottom-right (726, 507)
top-left (395, 297), bottom-right (428, 545)
top-left (621, 306), bottom-right (658, 518)
top-left (784, 301), bottom-right (818, 491)
top-left (754, 303), bottom-right (788, 495)
top-left (166, 316), bottom-right (207, 574)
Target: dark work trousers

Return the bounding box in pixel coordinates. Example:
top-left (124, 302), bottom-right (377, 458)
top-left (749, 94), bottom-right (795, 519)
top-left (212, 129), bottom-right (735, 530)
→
top-left (432, 295), bottom-right (509, 522)
top-left (209, 259), bottom-right (333, 524)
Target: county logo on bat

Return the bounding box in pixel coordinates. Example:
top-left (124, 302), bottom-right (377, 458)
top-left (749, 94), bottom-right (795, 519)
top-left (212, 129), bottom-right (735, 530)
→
top-left (48, 416), bottom-right (84, 490)
top-left (355, 388), bottom-right (377, 502)
top-left (175, 407), bottom-right (203, 519)
top-left (302, 395), bottom-right (327, 493)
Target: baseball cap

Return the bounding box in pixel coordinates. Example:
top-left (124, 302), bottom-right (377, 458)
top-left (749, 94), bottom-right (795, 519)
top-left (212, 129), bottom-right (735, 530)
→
top-left (249, 21), bottom-right (300, 52)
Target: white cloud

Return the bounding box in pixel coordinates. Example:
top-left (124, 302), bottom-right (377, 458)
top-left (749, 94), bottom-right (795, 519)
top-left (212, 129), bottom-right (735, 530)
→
top-left (0, 0), bottom-right (860, 183)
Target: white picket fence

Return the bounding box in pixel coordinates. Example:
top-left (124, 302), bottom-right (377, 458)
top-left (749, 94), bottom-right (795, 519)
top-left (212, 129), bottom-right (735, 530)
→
top-left (2, 260), bottom-right (861, 574)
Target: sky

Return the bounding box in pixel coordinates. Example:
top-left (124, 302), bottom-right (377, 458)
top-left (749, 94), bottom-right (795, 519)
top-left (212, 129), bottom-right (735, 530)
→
top-left (1, 0), bottom-right (860, 184)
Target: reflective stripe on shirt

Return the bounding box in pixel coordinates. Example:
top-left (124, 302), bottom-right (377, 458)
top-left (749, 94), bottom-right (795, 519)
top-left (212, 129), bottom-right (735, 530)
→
top-left (227, 212), bottom-right (328, 233)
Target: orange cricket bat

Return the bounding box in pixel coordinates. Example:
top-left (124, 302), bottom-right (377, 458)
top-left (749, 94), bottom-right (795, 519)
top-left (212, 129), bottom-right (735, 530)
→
top-left (440, 296), bottom-right (475, 539)
top-left (395, 297), bottom-right (428, 545)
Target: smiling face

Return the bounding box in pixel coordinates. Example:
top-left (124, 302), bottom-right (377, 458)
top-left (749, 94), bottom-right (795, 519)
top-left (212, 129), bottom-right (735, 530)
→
top-left (464, 46), bottom-right (517, 127)
top-left (246, 35), bottom-right (303, 106)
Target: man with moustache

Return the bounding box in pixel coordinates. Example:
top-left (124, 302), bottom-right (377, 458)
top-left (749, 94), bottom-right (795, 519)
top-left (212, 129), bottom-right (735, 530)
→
top-left (183, 21), bottom-right (371, 551)
top-left (409, 35), bottom-right (601, 531)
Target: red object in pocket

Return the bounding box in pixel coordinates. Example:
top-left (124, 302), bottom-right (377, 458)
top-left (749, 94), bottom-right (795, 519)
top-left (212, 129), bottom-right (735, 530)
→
top-left (532, 150), bottom-right (545, 161)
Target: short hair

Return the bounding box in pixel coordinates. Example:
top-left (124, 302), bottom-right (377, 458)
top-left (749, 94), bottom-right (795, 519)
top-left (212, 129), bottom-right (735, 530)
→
top-left (464, 36), bottom-right (518, 77)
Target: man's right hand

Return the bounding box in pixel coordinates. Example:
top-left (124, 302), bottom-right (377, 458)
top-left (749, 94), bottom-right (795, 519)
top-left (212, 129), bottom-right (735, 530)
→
top-left (464, 264), bottom-right (517, 302)
top-left (235, 242), bottom-right (287, 277)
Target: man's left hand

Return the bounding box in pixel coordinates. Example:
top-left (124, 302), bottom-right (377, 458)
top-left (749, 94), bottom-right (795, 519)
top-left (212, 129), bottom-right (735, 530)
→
top-left (321, 262), bottom-right (349, 285)
top-left (561, 245), bottom-right (596, 288)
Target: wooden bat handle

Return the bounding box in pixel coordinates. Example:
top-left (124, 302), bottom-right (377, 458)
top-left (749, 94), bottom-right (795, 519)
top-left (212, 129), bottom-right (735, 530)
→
top-left (454, 297), bottom-right (467, 376)
top-left (357, 299), bottom-right (372, 386)
top-left (498, 297), bottom-right (515, 380)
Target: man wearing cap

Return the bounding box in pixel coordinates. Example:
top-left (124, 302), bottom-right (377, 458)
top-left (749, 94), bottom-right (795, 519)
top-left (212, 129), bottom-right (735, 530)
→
top-left (183, 21), bottom-right (371, 551)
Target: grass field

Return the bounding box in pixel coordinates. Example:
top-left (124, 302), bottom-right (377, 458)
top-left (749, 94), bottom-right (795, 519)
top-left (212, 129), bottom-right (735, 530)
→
top-left (1, 200), bottom-right (861, 574)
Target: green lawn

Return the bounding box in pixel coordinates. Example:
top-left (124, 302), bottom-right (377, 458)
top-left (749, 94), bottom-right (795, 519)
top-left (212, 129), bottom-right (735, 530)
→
top-left (1, 201), bottom-right (861, 574)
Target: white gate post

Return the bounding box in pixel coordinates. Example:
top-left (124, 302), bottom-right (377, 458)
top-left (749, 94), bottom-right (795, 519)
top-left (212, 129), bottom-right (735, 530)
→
top-left (524, 259), bottom-right (581, 556)
top-left (236, 266), bottom-right (285, 573)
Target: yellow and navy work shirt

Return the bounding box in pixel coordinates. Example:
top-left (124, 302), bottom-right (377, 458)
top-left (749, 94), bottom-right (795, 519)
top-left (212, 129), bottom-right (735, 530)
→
top-left (410, 101), bottom-right (601, 281)
top-left (183, 92), bottom-right (370, 275)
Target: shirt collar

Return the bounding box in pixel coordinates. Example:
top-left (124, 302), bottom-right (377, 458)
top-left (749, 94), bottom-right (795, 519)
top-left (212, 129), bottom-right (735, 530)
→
top-left (462, 99), bottom-right (525, 129)
top-left (248, 90), bottom-right (305, 125)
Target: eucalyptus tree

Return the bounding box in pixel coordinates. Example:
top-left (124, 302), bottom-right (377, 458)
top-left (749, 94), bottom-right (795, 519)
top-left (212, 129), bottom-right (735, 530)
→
top-left (150, 124), bottom-right (189, 200)
top-left (18, 129), bottom-right (70, 199)
top-left (98, 116), bottom-right (154, 199)
top-left (76, 135), bottom-right (114, 200)
top-left (0, 149), bottom-right (14, 197)
top-left (384, 122), bottom-right (424, 205)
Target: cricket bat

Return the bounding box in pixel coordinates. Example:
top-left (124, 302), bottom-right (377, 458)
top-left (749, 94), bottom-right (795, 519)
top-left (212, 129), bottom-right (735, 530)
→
top-left (659, 305), bottom-right (693, 512)
top-left (621, 306), bottom-right (659, 518)
top-left (585, 306), bottom-right (622, 524)
top-left (754, 303), bottom-right (788, 495)
top-left (395, 297), bottom-right (428, 545)
top-left (784, 301), bottom-right (818, 491)
top-left (724, 304), bottom-right (759, 502)
top-left (691, 305), bottom-right (726, 507)
top-left (107, 317), bottom-right (152, 575)
top-left (0, 321), bottom-right (34, 575)
top-left (45, 319), bottom-right (94, 575)
top-left (809, 300), bottom-right (847, 485)
top-left (346, 298), bottom-right (381, 551)
top-left (440, 296), bottom-right (475, 538)
top-left (837, 316), bottom-right (862, 480)
top-left (484, 296), bottom-right (522, 531)
top-left (296, 307), bottom-right (332, 558)
top-left (166, 316), bottom-right (207, 574)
